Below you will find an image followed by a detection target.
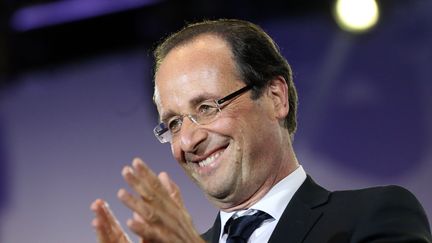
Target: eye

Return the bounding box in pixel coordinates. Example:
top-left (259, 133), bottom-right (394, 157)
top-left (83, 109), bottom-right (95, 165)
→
top-left (197, 103), bottom-right (216, 116)
top-left (167, 117), bottom-right (182, 133)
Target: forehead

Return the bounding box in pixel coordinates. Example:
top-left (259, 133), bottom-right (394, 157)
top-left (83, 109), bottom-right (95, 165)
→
top-left (153, 35), bottom-right (242, 113)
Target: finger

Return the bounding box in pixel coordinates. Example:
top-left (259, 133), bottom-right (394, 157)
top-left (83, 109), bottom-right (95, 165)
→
top-left (118, 185), bottom-right (188, 241)
top-left (118, 188), bottom-right (158, 223)
top-left (118, 188), bottom-right (181, 240)
top-left (91, 199), bottom-right (111, 231)
top-left (92, 215), bottom-right (111, 242)
top-left (127, 217), bottom-right (162, 243)
top-left (132, 158), bottom-right (166, 197)
top-left (122, 159), bottom-right (165, 201)
top-left (133, 212), bottom-right (145, 223)
top-left (101, 201), bottom-right (127, 237)
top-left (91, 199), bottom-right (129, 243)
top-left (158, 172), bottom-right (185, 208)
top-left (132, 158), bottom-right (156, 178)
top-left (158, 172), bottom-right (172, 193)
top-left (117, 190), bottom-right (163, 242)
top-left (93, 218), bottom-right (111, 243)
top-left (122, 165), bottom-right (155, 201)
top-left (91, 199), bottom-right (115, 242)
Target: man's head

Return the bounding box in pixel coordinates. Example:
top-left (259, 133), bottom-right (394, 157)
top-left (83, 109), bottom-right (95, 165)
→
top-left (154, 19), bottom-right (298, 137)
top-left (153, 19), bottom-right (299, 210)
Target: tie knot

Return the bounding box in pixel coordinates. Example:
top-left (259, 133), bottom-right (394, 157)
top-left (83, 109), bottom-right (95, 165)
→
top-left (224, 210), bottom-right (272, 243)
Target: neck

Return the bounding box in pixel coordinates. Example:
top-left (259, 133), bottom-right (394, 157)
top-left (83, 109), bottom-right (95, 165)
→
top-left (216, 139), bottom-right (299, 212)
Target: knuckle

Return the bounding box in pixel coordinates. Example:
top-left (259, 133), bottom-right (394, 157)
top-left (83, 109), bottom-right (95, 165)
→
top-left (150, 178), bottom-right (162, 191)
top-left (146, 210), bottom-right (158, 223)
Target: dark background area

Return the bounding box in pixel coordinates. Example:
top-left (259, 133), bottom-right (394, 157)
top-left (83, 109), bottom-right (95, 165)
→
top-left (1, 1), bottom-right (336, 78)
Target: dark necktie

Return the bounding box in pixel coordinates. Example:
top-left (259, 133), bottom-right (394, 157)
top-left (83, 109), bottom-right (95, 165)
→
top-left (224, 210), bottom-right (272, 243)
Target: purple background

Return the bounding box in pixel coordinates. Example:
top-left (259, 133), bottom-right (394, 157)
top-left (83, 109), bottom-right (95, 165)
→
top-left (0, 1), bottom-right (431, 242)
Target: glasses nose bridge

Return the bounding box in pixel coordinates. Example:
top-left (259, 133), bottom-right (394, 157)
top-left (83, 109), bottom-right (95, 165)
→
top-left (185, 114), bottom-right (200, 125)
top-left (176, 114), bottom-right (202, 144)
top-left (178, 114), bottom-right (200, 133)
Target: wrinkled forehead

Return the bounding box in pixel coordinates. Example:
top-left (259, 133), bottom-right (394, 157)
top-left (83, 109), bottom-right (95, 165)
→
top-left (152, 35), bottom-right (241, 114)
top-left (153, 75), bottom-right (224, 119)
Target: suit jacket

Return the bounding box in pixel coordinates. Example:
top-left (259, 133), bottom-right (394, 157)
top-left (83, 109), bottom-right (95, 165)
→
top-left (202, 176), bottom-right (432, 243)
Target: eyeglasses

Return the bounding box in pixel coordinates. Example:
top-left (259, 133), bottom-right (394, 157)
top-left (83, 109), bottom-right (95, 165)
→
top-left (153, 85), bottom-right (252, 143)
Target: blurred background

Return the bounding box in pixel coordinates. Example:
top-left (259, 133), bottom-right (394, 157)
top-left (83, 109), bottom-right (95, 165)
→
top-left (0, 0), bottom-right (431, 242)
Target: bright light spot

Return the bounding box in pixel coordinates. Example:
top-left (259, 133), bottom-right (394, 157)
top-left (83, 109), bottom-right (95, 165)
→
top-left (334, 0), bottom-right (380, 33)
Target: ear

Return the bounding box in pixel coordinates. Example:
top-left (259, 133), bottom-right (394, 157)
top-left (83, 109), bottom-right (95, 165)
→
top-left (267, 76), bottom-right (289, 121)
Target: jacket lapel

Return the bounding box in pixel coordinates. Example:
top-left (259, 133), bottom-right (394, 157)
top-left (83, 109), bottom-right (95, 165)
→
top-left (268, 176), bottom-right (330, 243)
top-left (202, 212), bottom-right (221, 243)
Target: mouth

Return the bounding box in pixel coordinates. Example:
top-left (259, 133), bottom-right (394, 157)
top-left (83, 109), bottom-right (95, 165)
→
top-left (196, 150), bottom-right (223, 167)
top-left (186, 146), bottom-right (228, 172)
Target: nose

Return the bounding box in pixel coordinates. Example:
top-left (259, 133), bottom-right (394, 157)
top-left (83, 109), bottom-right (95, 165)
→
top-left (179, 116), bottom-right (207, 153)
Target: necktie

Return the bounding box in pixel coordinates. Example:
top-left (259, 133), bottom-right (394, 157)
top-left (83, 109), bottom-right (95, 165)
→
top-left (224, 210), bottom-right (271, 243)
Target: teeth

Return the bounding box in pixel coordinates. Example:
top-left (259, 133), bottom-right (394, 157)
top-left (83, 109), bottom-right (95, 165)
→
top-left (197, 151), bottom-right (222, 167)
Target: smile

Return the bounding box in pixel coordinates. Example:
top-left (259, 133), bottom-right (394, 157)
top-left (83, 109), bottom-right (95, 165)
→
top-left (197, 151), bottom-right (223, 167)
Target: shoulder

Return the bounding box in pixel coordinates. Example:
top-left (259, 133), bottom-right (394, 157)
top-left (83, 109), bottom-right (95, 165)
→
top-left (328, 185), bottom-right (432, 242)
top-left (332, 184), bottom-right (414, 198)
top-left (328, 185), bottom-right (428, 219)
top-left (331, 185), bottom-right (422, 207)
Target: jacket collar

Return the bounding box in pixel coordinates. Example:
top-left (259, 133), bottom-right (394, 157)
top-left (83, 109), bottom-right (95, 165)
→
top-left (268, 175), bottom-right (330, 243)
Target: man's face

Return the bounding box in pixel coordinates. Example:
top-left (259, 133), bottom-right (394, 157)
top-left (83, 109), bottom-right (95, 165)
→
top-left (154, 35), bottom-right (285, 209)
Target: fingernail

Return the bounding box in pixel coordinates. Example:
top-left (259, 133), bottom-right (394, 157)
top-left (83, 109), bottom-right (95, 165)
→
top-left (92, 218), bottom-right (99, 227)
top-left (132, 158), bottom-right (141, 167)
top-left (117, 189), bottom-right (125, 199)
top-left (122, 166), bottom-right (132, 176)
top-left (133, 212), bottom-right (145, 223)
top-left (126, 218), bottom-right (134, 227)
top-left (90, 199), bottom-right (101, 211)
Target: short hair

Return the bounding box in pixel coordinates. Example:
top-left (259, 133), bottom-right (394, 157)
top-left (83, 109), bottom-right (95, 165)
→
top-left (154, 19), bottom-right (298, 138)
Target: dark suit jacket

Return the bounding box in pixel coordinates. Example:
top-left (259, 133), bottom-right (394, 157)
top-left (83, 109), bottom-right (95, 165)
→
top-left (202, 176), bottom-right (432, 243)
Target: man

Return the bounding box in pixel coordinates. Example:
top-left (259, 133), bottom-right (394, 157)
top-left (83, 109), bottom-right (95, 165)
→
top-left (91, 19), bottom-right (432, 243)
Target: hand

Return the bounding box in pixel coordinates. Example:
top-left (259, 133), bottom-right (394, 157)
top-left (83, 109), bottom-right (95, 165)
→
top-left (91, 199), bottom-right (132, 243)
top-left (118, 158), bottom-right (205, 243)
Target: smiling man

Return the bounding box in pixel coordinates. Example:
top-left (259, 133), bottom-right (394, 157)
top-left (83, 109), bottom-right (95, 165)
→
top-left (91, 19), bottom-right (431, 243)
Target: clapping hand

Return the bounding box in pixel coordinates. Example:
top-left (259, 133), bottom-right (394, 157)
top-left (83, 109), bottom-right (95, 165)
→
top-left (91, 158), bottom-right (204, 243)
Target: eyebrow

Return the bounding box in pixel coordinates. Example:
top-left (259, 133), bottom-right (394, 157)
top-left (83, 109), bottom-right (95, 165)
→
top-left (159, 110), bottom-right (176, 123)
top-left (190, 92), bottom-right (219, 107)
top-left (159, 92), bottom-right (219, 123)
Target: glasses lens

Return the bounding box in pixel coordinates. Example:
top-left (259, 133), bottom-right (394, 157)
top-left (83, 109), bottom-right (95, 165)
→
top-left (195, 106), bottom-right (220, 125)
top-left (153, 86), bottom-right (250, 143)
top-left (153, 123), bottom-right (171, 143)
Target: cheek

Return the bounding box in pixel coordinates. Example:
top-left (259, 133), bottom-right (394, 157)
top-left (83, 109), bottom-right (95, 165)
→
top-left (208, 116), bottom-right (239, 135)
top-left (171, 144), bottom-right (182, 162)
top-left (212, 105), bottom-right (253, 132)
top-left (210, 107), bottom-right (265, 145)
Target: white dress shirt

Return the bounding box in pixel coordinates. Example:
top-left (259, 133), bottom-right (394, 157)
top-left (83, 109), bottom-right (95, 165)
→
top-left (219, 165), bottom-right (306, 243)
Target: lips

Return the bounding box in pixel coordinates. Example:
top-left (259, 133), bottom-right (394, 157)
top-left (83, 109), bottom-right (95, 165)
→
top-left (197, 151), bottom-right (223, 167)
top-left (186, 146), bottom-right (228, 169)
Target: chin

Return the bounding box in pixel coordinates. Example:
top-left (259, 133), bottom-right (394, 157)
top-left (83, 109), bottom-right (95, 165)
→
top-left (200, 179), bottom-right (236, 201)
